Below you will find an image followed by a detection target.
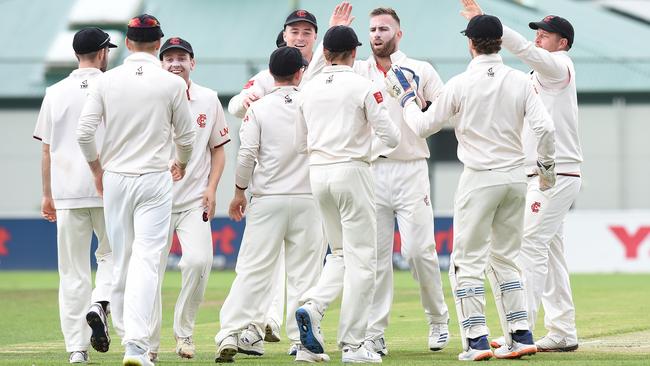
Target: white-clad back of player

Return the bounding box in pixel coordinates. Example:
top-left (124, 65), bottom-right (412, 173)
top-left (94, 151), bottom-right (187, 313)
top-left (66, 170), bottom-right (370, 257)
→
top-left (461, 0), bottom-right (583, 351)
top-left (295, 25), bottom-right (400, 364)
top-left (148, 37), bottom-right (230, 361)
top-left (386, 14), bottom-right (556, 361)
top-left (34, 27), bottom-right (117, 364)
top-left (349, 8), bottom-right (450, 355)
top-left (214, 46), bottom-right (326, 363)
top-left (77, 14), bottom-right (195, 366)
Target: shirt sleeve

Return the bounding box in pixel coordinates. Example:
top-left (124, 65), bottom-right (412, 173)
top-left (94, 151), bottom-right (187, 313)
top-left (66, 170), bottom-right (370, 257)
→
top-left (227, 70), bottom-right (268, 119)
top-left (403, 79), bottom-right (460, 138)
top-left (209, 93), bottom-right (231, 148)
top-left (235, 107), bottom-right (261, 189)
top-left (34, 90), bottom-right (52, 144)
top-left (364, 88), bottom-right (400, 149)
top-left (524, 83), bottom-right (556, 165)
top-left (170, 80), bottom-right (196, 165)
top-left (295, 93), bottom-right (308, 154)
top-left (421, 63), bottom-right (444, 102)
top-left (77, 78), bottom-right (104, 162)
top-left (502, 25), bottom-right (570, 87)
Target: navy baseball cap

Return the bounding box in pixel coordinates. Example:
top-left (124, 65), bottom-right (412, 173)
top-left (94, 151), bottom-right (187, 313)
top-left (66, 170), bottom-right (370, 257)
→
top-left (529, 15), bottom-right (574, 48)
top-left (73, 28), bottom-right (117, 55)
top-left (284, 9), bottom-right (318, 32)
top-left (462, 14), bottom-right (503, 39)
top-left (127, 14), bottom-right (164, 42)
top-left (276, 30), bottom-right (287, 48)
top-left (269, 46), bottom-right (308, 77)
top-left (323, 25), bottom-right (362, 52)
top-left (160, 37), bottom-right (194, 60)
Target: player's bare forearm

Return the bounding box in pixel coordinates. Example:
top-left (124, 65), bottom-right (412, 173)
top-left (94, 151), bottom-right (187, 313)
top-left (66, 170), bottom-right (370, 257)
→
top-left (207, 145), bottom-right (226, 193)
top-left (87, 158), bottom-right (104, 197)
top-left (40, 144), bottom-right (56, 222)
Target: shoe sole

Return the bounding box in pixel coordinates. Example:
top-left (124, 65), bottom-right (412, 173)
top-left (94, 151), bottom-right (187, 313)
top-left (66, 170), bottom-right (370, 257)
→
top-left (176, 349), bottom-right (194, 359)
top-left (122, 357), bottom-right (149, 366)
top-left (342, 357), bottom-right (382, 363)
top-left (537, 344), bottom-right (578, 352)
top-left (215, 347), bottom-right (237, 363)
top-left (264, 324), bottom-right (281, 342)
top-left (495, 346), bottom-right (537, 359)
top-left (296, 308), bottom-right (324, 354)
top-left (86, 311), bottom-right (110, 353)
top-left (489, 341), bottom-right (502, 349)
top-left (237, 346), bottom-right (264, 356)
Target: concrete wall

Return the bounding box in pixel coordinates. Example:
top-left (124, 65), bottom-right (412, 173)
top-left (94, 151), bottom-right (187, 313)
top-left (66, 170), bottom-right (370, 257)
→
top-left (1, 101), bottom-right (649, 217)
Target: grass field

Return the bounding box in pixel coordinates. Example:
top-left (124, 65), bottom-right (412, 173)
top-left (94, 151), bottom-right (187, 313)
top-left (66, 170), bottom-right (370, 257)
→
top-left (0, 271), bottom-right (649, 365)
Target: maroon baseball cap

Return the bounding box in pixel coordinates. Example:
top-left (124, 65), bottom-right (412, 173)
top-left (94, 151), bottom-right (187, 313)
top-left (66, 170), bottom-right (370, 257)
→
top-left (529, 15), bottom-right (574, 48)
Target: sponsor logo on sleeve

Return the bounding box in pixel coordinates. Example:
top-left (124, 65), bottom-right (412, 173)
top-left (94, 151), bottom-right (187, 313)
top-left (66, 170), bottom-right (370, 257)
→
top-left (243, 80), bottom-right (255, 89)
top-left (531, 201), bottom-right (541, 213)
top-left (373, 91), bottom-right (384, 104)
top-left (220, 127), bottom-right (229, 137)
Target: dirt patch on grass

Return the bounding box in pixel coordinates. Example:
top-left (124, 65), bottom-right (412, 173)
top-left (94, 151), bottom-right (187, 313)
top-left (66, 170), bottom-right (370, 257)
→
top-left (581, 329), bottom-right (650, 353)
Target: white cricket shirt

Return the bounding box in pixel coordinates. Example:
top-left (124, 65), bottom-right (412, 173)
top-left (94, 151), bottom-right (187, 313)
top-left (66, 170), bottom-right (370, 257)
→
top-left (403, 54), bottom-right (555, 171)
top-left (236, 86), bottom-right (311, 196)
top-left (77, 52), bottom-right (195, 175)
top-left (502, 25), bottom-right (583, 174)
top-left (172, 81), bottom-right (231, 212)
top-left (296, 65), bottom-right (401, 165)
top-left (353, 50), bottom-right (444, 160)
top-left (33, 68), bottom-right (104, 209)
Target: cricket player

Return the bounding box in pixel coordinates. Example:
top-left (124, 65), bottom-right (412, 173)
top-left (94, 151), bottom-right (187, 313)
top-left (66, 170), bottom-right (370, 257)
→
top-left (77, 14), bottom-right (195, 366)
top-left (460, 0), bottom-right (583, 352)
top-left (295, 25), bottom-right (401, 363)
top-left (385, 14), bottom-right (556, 361)
top-left (34, 27), bottom-right (116, 364)
top-left (347, 8), bottom-right (450, 355)
top-left (149, 37), bottom-right (230, 362)
top-left (214, 46), bottom-right (326, 363)
top-left (226, 3), bottom-right (354, 353)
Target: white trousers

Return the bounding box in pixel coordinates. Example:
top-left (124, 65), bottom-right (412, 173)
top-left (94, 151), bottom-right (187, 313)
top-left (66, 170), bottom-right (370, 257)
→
top-left (264, 248), bottom-right (286, 330)
top-left (150, 206), bottom-right (214, 352)
top-left (215, 195), bottom-right (324, 344)
top-left (449, 167), bottom-right (529, 349)
top-left (57, 207), bottom-right (113, 352)
top-left (103, 171), bottom-right (172, 350)
top-left (518, 175), bottom-right (581, 343)
top-left (302, 162), bottom-right (377, 348)
top-left (367, 158), bottom-right (448, 340)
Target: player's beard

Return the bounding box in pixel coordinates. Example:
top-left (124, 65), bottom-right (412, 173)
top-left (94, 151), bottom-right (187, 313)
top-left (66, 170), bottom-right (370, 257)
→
top-left (371, 35), bottom-right (398, 58)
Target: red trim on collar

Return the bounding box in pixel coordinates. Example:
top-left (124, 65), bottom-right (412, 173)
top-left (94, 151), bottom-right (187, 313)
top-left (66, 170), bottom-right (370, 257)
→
top-left (376, 62), bottom-right (388, 77)
top-left (186, 88), bottom-right (191, 101)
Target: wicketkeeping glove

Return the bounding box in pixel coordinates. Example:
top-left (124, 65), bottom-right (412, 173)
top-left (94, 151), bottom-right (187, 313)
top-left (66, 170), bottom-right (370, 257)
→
top-left (536, 161), bottom-right (556, 191)
top-left (385, 65), bottom-right (417, 107)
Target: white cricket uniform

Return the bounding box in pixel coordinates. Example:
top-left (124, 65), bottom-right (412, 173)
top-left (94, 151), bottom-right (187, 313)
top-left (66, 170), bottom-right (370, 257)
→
top-left (296, 65), bottom-right (401, 348)
top-left (77, 52), bottom-right (195, 351)
top-left (150, 81), bottom-right (231, 352)
top-left (502, 25), bottom-right (583, 344)
top-left (226, 43), bottom-right (326, 333)
top-left (215, 86), bottom-right (324, 346)
top-left (33, 68), bottom-right (113, 353)
top-left (402, 53), bottom-right (555, 349)
top-left (352, 50), bottom-right (449, 340)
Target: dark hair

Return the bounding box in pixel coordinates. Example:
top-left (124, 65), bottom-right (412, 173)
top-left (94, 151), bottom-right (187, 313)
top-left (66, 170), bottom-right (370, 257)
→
top-left (470, 38), bottom-right (502, 55)
top-left (324, 49), bottom-right (354, 63)
top-left (369, 7), bottom-right (400, 26)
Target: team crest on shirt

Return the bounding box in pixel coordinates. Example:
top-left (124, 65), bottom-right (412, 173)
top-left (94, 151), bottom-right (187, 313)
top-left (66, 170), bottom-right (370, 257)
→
top-left (80, 80), bottom-right (88, 89)
top-left (373, 91), bottom-right (384, 104)
top-left (531, 201), bottom-right (541, 213)
top-left (487, 67), bottom-right (494, 77)
top-left (325, 75), bottom-right (334, 84)
top-left (136, 66), bottom-right (143, 76)
top-left (284, 94), bottom-right (293, 104)
top-left (196, 113), bottom-right (207, 128)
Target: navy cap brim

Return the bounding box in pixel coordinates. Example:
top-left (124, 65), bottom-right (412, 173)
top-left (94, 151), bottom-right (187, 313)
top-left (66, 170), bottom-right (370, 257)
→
top-left (285, 19), bottom-right (318, 29)
top-left (529, 21), bottom-right (558, 34)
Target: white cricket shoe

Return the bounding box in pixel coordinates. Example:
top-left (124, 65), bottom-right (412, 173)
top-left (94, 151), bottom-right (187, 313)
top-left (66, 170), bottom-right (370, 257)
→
top-left (428, 323), bottom-right (450, 351)
top-left (123, 343), bottom-right (154, 366)
top-left (535, 335), bottom-right (579, 352)
top-left (494, 331), bottom-right (536, 359)
top-left (288, 343), bottom-right (299, 356)
top-left (296, 301), bottom-right (325, 354)
top-left (264, 319), bottom-right (281, 342)
top-left (458, 336), bottom-right (493, 361)
top-left (296, 345), bottom-right (331, 363)
top-left (69, 351), bottom-right (88, 364)
top-left (489, 336), bottom-right (505, 349)
top-left (342, 345), bottom-right (382, 363)
top-left (363, 337), bottom-right (388, 356)
top-left (215, 334), bottom-right (238, 363)
top-left (238, 325), bottom-right (264, 356)
top-left (175, 335), bottom-right (195, 359)
top-left (86, 303), bottom-right (110, 353)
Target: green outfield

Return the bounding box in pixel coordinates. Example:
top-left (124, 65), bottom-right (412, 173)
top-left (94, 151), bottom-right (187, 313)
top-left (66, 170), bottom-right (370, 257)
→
top-left (0, 271), bottom-right (648, 365)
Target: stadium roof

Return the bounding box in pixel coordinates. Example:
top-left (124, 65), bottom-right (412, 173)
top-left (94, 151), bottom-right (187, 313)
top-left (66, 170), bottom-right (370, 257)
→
top-left (1, 0), bottom-right (650, 101)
